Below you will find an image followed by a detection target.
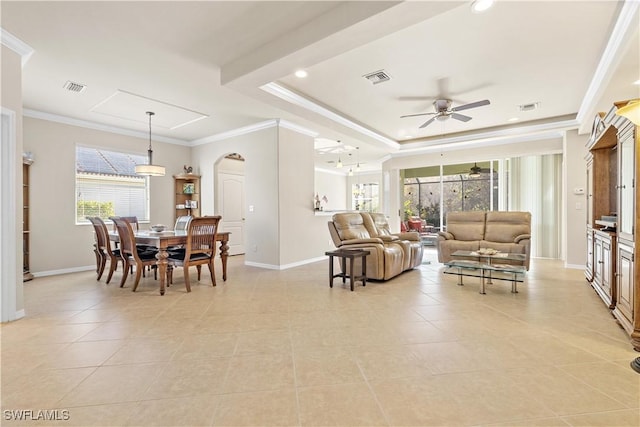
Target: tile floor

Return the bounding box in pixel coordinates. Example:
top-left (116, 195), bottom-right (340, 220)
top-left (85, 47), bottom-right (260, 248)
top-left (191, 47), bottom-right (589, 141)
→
top-left (1, 249), bottom-right (639, 426)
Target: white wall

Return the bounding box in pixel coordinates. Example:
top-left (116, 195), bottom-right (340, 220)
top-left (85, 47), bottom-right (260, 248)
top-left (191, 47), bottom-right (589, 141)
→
top-left (1, 45), bottom-right (24, 319)
top-left (192, 126), bottom-right (280, 267)
top-left (563, 129), bottom-right (589, 268)
top-left (314, 169), bottom-right (347, 211)
top-left (23, 117), bottom-right (191, 274)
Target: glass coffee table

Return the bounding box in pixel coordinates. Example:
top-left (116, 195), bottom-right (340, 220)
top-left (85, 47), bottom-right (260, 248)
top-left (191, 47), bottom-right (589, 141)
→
top-left (444, 250), bottom-right (527, 294)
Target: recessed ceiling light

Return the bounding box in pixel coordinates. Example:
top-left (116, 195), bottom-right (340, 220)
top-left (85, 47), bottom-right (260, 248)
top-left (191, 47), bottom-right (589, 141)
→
top-left (294, 69), bottom-right (308, 78)
top-left (471, 0), bottom-right (494, 13)
top-left (633, 79), bottom-right (640, 85)
top-left (404, 135), bottom-right (413, 139)
top-left (507, 117), bottom-right (519, 122)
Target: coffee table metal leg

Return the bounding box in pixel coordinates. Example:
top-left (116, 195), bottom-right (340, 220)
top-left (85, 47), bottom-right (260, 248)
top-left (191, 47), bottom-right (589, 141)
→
top-left (480, 269), bottom-right (486, 294)
top-left (457, 267), bottom-right (464, 286)
top-left (511, 273), bottom-right (518, 293)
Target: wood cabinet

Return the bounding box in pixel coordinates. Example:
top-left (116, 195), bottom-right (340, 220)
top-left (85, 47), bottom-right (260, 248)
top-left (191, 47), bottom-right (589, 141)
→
top-left (614, 241), bottom-right (634, 334)
top-left (586, 99), bottom-right (640, 350)
top-left (585, 226), bottom-right (594, 282)
top-left (593, 230), bottom-right (616, 308)
top-left (23, 161), bottom-right (33, 281)
top-left (173, 173), bottom-right (201, 221)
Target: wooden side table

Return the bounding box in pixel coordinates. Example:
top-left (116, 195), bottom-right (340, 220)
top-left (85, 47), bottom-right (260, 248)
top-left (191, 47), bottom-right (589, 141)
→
top-left (325, 249), bottom-right (370, 291)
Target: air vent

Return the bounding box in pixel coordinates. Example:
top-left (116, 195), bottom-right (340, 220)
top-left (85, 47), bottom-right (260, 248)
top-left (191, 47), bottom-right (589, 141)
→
top-left (518, 102), bottom-right (540, 112)
top-left (63, 80), bottom-right (87, 93)
top-left (363, 70), bottom-right (391, 85)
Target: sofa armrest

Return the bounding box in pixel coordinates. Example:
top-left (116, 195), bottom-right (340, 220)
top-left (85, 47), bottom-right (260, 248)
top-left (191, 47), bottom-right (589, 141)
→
top-left (514, 234), bottom-right (530, 243)
top-left (341, 237), bottom-right (384, 245)
top-left (379, 235), bottom-right (400, 242)
top-left (392, 231), bottom-right (420, 241)
top-left (438, 231), bottom-right (454, 240)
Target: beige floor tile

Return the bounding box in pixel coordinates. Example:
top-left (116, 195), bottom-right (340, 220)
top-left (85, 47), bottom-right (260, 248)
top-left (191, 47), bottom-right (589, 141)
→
top-left (144, 357), bottom-right (231, 399)
top-left (58, 363), bottom-right (165, 406)
top-left (294, 346), bottom-right (365, 387)
top-left (6, 256), bottom-right (638, 427)
top-left (104, 336), bottom-right (184, 365)
top-left (126, 395), bottom-right (220, 426)
top-left (559, 361), bottom-right (640, 408)
top-left (1, 367), bottom-right (96, 410)
top-left (41, 340), bottom-right (126, 369)
top-left (235, 329), bottom-right (291, 355)
top-left (223, 353), bottom-right (295, 393)
top-left (562, 409), bottom-right (640, 426)
top-left (172, 332), bottom-right (238, 360)
top-left (212, 389), bottom-right (298, 426)
top-left (297, 383), bottom-right (388, 426)
top-left (505, 366), bottom-right (627, 416)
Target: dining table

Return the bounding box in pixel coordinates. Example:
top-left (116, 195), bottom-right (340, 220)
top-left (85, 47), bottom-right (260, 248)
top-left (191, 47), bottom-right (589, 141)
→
top-left (109, 230), bottom-right (230, 295)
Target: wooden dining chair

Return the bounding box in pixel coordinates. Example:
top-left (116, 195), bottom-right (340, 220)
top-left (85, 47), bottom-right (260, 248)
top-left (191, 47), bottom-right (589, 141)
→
top-left (167, 216), bottom-right (221, 292)
top-left (87, 216), bottom-right (124, 284)
top-left (111, 217), bottom-right (159, 291)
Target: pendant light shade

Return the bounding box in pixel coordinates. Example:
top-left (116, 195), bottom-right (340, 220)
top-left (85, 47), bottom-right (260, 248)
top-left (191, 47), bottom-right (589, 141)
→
top-left (135, 111), bottom-right (165, 177)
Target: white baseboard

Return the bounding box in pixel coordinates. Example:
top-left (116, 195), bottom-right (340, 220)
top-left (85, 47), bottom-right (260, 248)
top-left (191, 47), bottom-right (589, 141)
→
top-left (32, 265), bottom-right (95, 278)
top-left (564, 263), bottom-right (585, 270)
top-left (245, 256), bottom-right (325, 271)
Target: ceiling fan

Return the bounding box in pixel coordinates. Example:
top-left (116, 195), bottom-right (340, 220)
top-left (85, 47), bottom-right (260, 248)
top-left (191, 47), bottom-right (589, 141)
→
top-left (401, 99), bottom-right (490, 128)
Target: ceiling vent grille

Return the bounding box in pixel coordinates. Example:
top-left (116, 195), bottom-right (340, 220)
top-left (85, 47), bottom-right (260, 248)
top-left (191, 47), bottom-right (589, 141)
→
top-left (63, 80), bottom-right (87, 93)
top-left (518, 102), bottom-right (540, 112)
top-left (363, 70), bottom-right (391, 85)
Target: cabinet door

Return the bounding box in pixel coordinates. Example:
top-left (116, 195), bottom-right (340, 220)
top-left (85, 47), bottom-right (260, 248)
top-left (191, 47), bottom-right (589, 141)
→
top-left (593, 235), bottom-right (603, 285)
top-left (585, 229), bottom-right (593, 281)
top-left (601, 237), bottom-right (613, 297)
top-left (618, 127), bottom-right (634, 240)
top-left (616, 243), bottom-right (634, 324)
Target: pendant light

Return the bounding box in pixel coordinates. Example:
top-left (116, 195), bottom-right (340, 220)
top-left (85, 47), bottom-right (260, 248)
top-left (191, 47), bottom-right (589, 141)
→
top-left (335, 140), bottom-right (343, 168)
top-left (135, 111), bottom-right (166, 176)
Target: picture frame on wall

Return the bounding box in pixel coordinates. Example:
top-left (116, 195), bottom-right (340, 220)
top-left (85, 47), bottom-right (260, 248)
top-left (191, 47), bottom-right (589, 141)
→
top-left (183, 183), bottom-right (195, 194)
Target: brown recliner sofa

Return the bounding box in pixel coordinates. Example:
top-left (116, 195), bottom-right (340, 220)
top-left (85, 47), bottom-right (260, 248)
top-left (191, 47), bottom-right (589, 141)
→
top-left (328, 212), bottom-right (423, 280)
top-left (437, 211), bottom-right (531, 270)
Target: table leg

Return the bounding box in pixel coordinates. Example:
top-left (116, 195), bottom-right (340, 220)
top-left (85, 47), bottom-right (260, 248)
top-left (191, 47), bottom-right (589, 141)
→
top-left (362, 256), bottom-right (367, 287)
top-left (219, 238), bottom-right (229, 281)
top-left (480, 269), bottom-right (486, 294)
top-left (156, 249), bottom-right (169, 296)
top-left (329, 255), bottom-right (334, 288)
top-left (349, 257), bottom-right (355, 292)
top-left (511, 273), bottom-right (518, 293)
top-left (457, 267), bottom-right (464, 286)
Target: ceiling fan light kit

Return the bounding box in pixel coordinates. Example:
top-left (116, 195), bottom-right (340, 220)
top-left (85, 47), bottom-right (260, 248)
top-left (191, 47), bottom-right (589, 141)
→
top-left (401, 98), bottom-right (491, 129)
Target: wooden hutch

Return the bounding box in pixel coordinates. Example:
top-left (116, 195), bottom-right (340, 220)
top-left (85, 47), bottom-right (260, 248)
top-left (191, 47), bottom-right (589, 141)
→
top-left (173, 173), bottom-right (201, 222)
top-left (585, 99), bottom-right (639, 350)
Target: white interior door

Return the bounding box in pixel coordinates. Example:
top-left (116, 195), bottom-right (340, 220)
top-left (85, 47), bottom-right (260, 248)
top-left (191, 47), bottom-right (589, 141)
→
top-left (218, 173), bottom-right (245, 255)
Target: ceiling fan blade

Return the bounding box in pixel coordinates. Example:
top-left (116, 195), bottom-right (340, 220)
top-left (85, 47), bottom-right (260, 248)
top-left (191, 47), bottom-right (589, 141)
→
top-left (419, 116), bottom-right (438, 129)
top-left (451, 99), bottom-right (490, 112)
top-left (451, 113), bottom-right (472, 122)
top-left (400, 112), bottom-right (436, 118)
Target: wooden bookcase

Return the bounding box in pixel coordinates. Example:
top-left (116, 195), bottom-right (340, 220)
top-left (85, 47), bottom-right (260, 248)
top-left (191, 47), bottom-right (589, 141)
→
top-left (173, 173), bottom-right (201, 222)
top-left (23, 161), bottom-right (33, 281)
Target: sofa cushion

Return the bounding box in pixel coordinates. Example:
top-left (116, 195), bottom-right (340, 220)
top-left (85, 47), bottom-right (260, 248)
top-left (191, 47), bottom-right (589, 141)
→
top-left (484, 211), bottom-right (531, 243)
top-left (332, 213), bottom-right (371, 240)
top-left (445, 211), bottom-right (486, 241)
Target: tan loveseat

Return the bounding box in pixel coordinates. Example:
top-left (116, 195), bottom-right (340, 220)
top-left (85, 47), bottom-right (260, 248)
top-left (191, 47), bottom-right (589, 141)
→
top-left (328, 212), bottom-right (423, 280)
top-left (437, 211), bottom-right (531, 270)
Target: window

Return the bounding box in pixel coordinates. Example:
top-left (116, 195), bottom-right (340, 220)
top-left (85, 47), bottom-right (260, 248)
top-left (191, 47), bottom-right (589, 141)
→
top-left (75, 146), bottom-right (149, 224)
top-left (352, 183), bottom-right (379, 212)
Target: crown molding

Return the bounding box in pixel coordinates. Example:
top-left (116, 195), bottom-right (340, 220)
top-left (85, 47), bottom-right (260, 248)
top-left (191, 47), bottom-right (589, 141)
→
top-left (576, 0), bottom-right (640, 125)
top-left (277, 119), bottom-right (318, 137)
top-left (261, 82), bottom-right (399, 150)
top-left (190, 119), bottom-right (278, 146)
top-left (0, 28), bottom-right (34, 67)
top-left (23, 109), bottom-right (190, 146)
